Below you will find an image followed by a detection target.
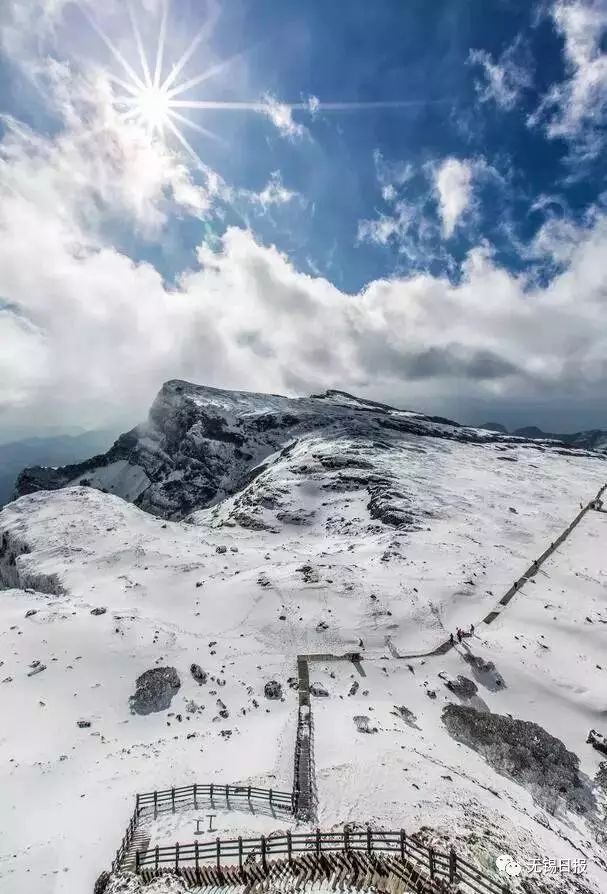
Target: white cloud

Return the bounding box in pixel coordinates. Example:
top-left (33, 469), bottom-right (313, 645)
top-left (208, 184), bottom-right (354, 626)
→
top-left (248, 172), bottom-right (298, 209)
top-left (531, 0), bottom-right (607, 154)
top-left (260, 93), bottom-right (307, 140)
top-left (434, 158), bottom-right (474, 238)
top-left (4, 152), bottom-right (607, 436)
top-left (468, 40), bottom-right (532, 110)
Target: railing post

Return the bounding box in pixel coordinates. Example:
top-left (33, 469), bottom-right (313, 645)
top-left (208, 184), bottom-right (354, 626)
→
top-left (194, 783), bottom-right (198, 810)
top-left (238, 836), bottom-right (243, 870)
top-left (366, 827), bottom-right (372, 855)
top-left (261, 835), bottom-right (267, 872)
top-left (135, 793), bottom-right (140, 816)
top-left (428, 846), bottom-right (435, 879)
top-left (316, 828), bottom-right (321, 855)
top-left (195, 840), bottom-right (199, 874)
top-left (247, 784), bottom-right (251, 807)
top-left (135, 850), bottom-right (140, 872)
top-left (210, 782), bottom-right (214, 804)
top-left (344, 828), bottom-right (349, 854)
top-left (449, 847), bottom-right (457, 882)
top-left (155, 845), bottom-right (159, 871)
top-left (225, 783), bottom-right (229, 805)
top-left (287, 830), bottom-right (292, 864)
top-left (154, 790), bottom-right (158, 819)
top-left (216, 837), bottom-right (221, 870)
top-left (400, 829), bottom-right (406, 861)
top-left (171, 787), bottom-right (175, 814)
top-left (175, 842), bottom-right (179, 871)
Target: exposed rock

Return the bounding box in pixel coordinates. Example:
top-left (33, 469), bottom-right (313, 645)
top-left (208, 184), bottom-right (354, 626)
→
top-left (444, 675), bottom-right (478, 699)
top-left (129, 666), bottom-right (181, 715)
top-left (392, 705), bottom-right (420, 728)
top-left (354, 715), bottom-right (378, 734)
top-left (216, 545), bottom-right (227, 554)
top-left (443, 704), bottom-right (591, 813)
top-left (348, 681), bottom-right (359, 696)
top-left (264, 680), bottom-right (283, 700)
top-left (77, 720), bottom-right (91, 728)
top-left (310, 683), bottom-right (329, 698)
top-left (93, 869), bottom-right (110, 894)
top-left (90, 607), bottom-right (107, 616)
top-left (587, 729), bottom-right (607, 756)
top-left (25, 609), bottom-right (37, 618)
top-left (190, 664), bottom-right (207, 685)
top-left (27, 662), bottom-right (46, 677)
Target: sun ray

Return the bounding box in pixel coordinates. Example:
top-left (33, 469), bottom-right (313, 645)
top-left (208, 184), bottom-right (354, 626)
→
top-left (169, 100), bottom-right (266, 110)
top-left (153, 0), bottom-right (169, 89)
top-left (168, 109), bottom-right (225, 144)
top-left (161, 25), bottom-right (209, 94)
top-left (80, 7), bottom-right (146, 91)
top-left (127, 0), bottom-right (152, 87)
top-left (164, 115), bottom-right (205, 168)
top-left (105, 73), bottom-right (143, 100)
top-left (165, 49), bottom-right (247, 100)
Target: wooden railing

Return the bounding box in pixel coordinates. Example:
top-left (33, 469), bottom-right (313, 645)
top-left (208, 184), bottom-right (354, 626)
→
top-left (135, 828), bottom-right (510, 894)
top-left (136, 782), bottom-right (294, 818)
top-left (111, 804), bottom-right (139, 871)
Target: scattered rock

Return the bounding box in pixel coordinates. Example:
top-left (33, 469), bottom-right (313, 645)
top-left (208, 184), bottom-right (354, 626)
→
top-left (77, 720), bottom-right (91, 729)
top-left (348, 681), bottom-right (360, 696)
top-left (25, 609), bottom-right (37, 618)
top-left (216, 545), bottom-right (227, 554)
top-left (310, 683), bottom-right (329, 698)
top-left (129, 666), bottom-right (181, 715)
top-left (90, 607), bottom-right (107, 616)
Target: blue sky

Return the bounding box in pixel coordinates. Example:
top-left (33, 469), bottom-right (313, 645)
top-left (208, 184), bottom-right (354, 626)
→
top-left (1, 0), bottom-right (607, 439)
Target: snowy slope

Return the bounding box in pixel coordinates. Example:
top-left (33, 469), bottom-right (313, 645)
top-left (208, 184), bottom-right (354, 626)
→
top-left (1, 383), bottom-right (607, 894)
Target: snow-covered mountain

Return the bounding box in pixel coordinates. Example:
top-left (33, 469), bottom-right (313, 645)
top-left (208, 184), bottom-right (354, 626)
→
top-left (14, 379), bottom-right (604, 521)
top-left (2, 382), bottom-right (607, 894)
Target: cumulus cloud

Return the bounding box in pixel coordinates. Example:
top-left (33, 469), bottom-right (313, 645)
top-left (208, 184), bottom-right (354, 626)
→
top-left (434, 158), bottom-right (474, 238)
top-left (531, 0), bottom-right (607, 155)
top-left (4, 147), bottom-right (607, 436)
top-left (468, 39), bottom-right (532, 110)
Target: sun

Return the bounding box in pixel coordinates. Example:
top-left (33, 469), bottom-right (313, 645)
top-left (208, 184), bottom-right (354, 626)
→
top-left (136, 85), bottom-right (171, 134)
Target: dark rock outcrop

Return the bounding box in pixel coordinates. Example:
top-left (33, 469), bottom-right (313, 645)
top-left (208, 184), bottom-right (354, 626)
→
top-left (442, 704), bottom-right (590, 813)
top-left (129, 666), bottom-right (181, 715)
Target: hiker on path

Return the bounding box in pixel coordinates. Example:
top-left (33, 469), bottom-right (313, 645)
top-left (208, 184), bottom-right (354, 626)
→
top-left (457, 628), bottom-right (463, 643)
top-left (449, 632), bottom-right (455, 646)
top-left (469, 623), bottom-right (475, 635)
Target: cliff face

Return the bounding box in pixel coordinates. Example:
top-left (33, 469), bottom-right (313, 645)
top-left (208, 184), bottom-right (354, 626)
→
top-left (14, 380), bottom-right (604, 520)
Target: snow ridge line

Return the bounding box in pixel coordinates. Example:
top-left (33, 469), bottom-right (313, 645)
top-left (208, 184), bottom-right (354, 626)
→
top-left (388, 482), bottom-right (607, 661)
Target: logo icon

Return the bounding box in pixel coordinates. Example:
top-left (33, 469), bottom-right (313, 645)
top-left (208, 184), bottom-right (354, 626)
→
top-left (496, 854), bottom-right (522, 877)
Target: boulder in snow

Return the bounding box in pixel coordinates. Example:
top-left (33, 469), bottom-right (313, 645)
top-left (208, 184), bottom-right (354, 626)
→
top-left (264, 680), bottom-right (282, 700)
top-left (129, 666), bottom-right (181, 715)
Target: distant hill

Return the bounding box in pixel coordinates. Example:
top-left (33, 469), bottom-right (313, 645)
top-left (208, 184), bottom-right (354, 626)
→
top-left (0, 430), bottom-right (118, 507)
top-left (478, 422), bottom-right (607, 453)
